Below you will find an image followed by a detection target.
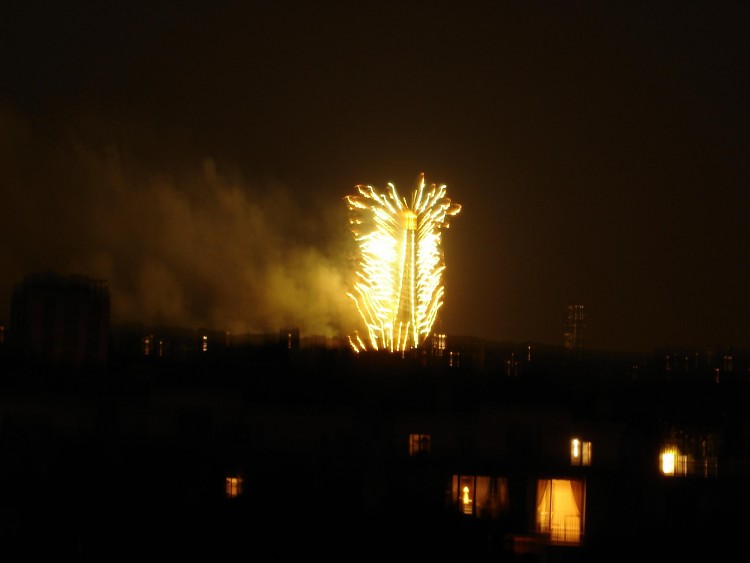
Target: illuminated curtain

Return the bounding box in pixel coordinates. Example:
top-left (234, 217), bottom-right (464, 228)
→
top-left (536, 479), bottom-right (583, 543)
top-left (555, 480), bottom-right (581, 542)
top-left (481, 476), bottom-right (508, 519)
top-left (536, 480), bottom-right (551, 533)
top-left (475, 476), bottom-right (490, 516)
top-left (570, 479), bottom-right (583, 515)
top-left (451, 475), bottom-right (508, 518)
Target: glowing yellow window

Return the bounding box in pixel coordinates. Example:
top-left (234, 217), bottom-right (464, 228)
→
top-left (536, 478), bottom-right (585, 544)
top-left (661, 450), bottom-right (676, 475)
top-left (660, 446), bottom-right (688, 476)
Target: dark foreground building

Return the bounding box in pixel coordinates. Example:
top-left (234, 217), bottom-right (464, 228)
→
top-left (0, 329), bottom-right (749, 561)
top-left (8, 272), bottom-right (110, 373)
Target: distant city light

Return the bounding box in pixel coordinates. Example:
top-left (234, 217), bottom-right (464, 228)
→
top-left (345, 173), bottom-right (460, 353)
top-left (661, 449), bottom-right (676, 476)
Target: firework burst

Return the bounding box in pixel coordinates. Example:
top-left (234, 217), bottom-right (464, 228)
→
top-left (345, 173), bottom-right (461, 353)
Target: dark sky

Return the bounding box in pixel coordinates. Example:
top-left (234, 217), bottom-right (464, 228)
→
top-left (1, 1), bottom-right (748, 353)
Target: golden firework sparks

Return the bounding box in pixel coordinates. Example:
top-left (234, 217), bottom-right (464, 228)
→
top-left (345, 173), bottom-right (461, 353)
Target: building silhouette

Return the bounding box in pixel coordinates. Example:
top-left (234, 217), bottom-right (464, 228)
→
top-left (9, 272), bottom-right (110, 370)
top-left (1, 274), bottom-right (749, 560)
top-left (564, 304), bottom-right (587, 357)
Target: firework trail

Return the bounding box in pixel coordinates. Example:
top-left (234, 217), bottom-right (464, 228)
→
top-left (345, 173), bottom-right (461, 353)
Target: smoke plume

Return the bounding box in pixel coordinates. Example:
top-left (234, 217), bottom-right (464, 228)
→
top-left (0, 104), bottom-right (354, 338)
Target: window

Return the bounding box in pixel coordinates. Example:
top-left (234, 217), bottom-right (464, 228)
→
top-left (660, 447), bottom-right (695, 477)
top-left (225, 475), bottom-right (243, 498)
top-left (409, 433), bottom-right (431, 456)
top-left (431, 333), bottom-right (446, 356)
top-left (660, 433), bottom-right (718, 478)
top-left (450, 475), bottom-right (509, 519)
top-left (570, 438), bottom-right (592, 466)
top-left (536, 478), bottom-right (585, 544)
top-left (661, 449), bottom-right (676, 475)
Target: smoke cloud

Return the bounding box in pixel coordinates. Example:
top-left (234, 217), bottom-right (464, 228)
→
top-left (0, 104), bottom-right (355, 338)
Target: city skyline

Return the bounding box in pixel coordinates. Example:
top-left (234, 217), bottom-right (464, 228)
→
top-left (1, 2), bottom-right (748, 354)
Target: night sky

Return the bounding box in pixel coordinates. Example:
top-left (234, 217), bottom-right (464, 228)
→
top-left (1, 1), bottom-right (748, 354)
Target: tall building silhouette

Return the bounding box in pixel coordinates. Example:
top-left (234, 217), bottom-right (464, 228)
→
top-left (563, 304), bottom-right (586, 355)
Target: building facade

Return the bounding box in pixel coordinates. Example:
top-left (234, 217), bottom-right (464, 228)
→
top-left (9, 272), bottom-right (110, 370)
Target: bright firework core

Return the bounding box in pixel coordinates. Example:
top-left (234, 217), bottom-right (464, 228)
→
top-left (345, 173), bottom-right (461, 353)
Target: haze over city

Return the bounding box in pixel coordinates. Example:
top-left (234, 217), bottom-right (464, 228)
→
top-left (1, 1), bottom-right (748, 354)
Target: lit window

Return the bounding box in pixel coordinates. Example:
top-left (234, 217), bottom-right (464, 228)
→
top-left (462, 485), bottom-right (473, 514)
top-left (449, 475), bottom-right (476, 515)
top-left (225, 475), bottom-right (243, 498)
top-left (536, 479), bottom-right (585, 544)
top-left (409, 433), bottom-right (431, 456)
top-left (450, 475), bottom-right (509, 519)
top-left (661, 448), bottom-right (676, 476)
top-left (570, 438), bottom-right (592, 466)
top-left (582, 442), bottom-right (591, 466)
top-left (432, 333), bottom-right (446, 356)
top-left (661, 436), bottom-right (717, 478)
